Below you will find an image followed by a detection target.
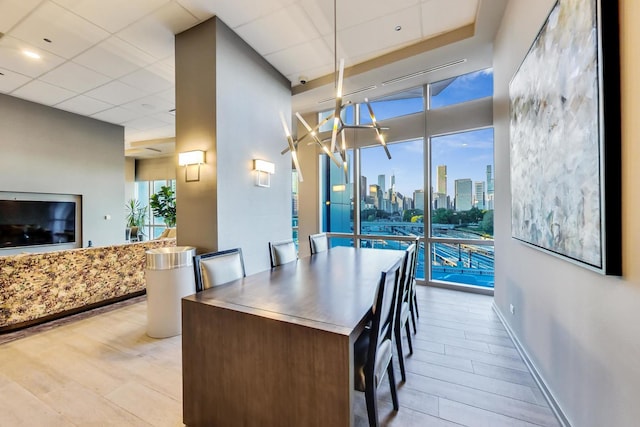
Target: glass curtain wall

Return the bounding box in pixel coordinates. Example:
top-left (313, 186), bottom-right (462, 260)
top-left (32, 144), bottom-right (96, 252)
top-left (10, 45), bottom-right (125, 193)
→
top-left (319, 69), bottom-right (494, 290)
top-left (135, 179), bottom-right (176, 239)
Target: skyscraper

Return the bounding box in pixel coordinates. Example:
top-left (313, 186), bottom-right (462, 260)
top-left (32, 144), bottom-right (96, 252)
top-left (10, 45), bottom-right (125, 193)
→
top-left (474, 181), bottom-right (486, 209)
top-left (377, 174), bottom-right (386, 193)
top-left (455, 179), bottom-right (473, 211)
top-left (413, 189), bottom-right (425, 210)
top-left (486, 165), bottom-right (495, 210)
top-left (437, 165), bottom-right (447, 195)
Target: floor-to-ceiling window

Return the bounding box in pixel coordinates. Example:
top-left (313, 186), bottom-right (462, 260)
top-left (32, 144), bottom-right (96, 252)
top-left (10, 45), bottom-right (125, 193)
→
top-left (135, 179), bottom-right (176, 239)
top-left (318, 68), bottom-right (494, 290)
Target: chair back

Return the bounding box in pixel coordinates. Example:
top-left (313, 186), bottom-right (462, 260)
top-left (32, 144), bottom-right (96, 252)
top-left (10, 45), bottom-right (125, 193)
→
top-left (399, 243), bottom-right (417, 308)
top-left (269, 239), bottom-right (297, 267)
top-left (194, 248), bottom-right (245, 292)
top-left (368, 257), bottom-right (402, 387)
top-left (309, 233), bottom-right (329, 254)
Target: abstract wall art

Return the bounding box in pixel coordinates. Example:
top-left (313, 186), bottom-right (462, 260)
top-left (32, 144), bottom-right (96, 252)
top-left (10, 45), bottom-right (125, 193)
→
top-left (509, 0), bottom-right (621, 274)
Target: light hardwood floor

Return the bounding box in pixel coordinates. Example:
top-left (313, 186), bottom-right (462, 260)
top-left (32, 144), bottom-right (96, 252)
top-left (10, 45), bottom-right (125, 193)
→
top-left (0, 287), bottom-right (560, 427)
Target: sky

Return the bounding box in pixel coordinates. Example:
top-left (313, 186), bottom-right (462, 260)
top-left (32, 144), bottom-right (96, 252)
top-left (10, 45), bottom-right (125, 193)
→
top-left (359, 69), bottom-right (494, 199)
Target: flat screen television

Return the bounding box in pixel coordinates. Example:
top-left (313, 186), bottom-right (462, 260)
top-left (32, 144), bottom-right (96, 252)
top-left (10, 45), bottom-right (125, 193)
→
top-left (0, 200), bottom-right (76, 248)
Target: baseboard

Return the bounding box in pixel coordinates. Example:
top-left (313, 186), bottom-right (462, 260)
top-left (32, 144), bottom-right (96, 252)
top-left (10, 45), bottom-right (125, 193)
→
top-left (492, 302), bottom-right (571, 427)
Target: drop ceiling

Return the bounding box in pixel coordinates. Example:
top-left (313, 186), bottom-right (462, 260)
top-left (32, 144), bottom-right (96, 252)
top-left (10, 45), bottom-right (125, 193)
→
top-left (0, 0), bottom-right (506, 158)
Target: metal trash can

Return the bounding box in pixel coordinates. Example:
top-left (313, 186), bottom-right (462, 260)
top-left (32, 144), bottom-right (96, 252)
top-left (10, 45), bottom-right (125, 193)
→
top-left (145, 246), bottom-right (196, 338)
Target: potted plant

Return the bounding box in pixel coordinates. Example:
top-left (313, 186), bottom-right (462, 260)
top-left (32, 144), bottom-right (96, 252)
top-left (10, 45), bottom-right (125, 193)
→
top-left (125, 199), bottom-right (148, 241)
top-left (150, 185), bottom-right (177, 228)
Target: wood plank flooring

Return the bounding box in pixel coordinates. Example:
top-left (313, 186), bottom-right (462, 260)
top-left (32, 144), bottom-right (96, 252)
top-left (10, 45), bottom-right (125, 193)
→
top-left (0, 286), bottom-right (560, 426)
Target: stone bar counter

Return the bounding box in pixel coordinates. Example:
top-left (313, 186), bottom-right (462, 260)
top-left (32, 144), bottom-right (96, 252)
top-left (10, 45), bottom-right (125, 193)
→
top-left (0, 239), bottom-right (176, 332)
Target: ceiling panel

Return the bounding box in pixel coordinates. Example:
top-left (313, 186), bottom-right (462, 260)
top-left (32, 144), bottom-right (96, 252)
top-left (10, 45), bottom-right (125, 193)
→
top-left (421, 0), bottom-right (478, 37)
top-left (90, 106), bottom-right (143, 125)
top-left (115, 2), bottom-right (199, 60)
top-left (177, 0), bottom-right (295, 27)
top-left (51, 0), bottom-right (170, 33)
top-left (73, 36), bottom-right (156, 79)
top-left (39, 61), bottom-right (111, 93)
top-left (11, 79), bottom-right (75, 105)
top-left (0, 67), bottom-right (31, 93)
top-left (234, 4), bottom-right (320, 56)
top-left (264, 37), bottom-right (333, 79)
top-left (0, 0), bottom-right (43, 33)
top-left (120, 94), bottom-right (173, 116)
top-left (0, 35), bottom-right (66, 78)
top-left (54, 94), bottom-right (113, 116)
top-left (121, 115), bottom-right (168, 131)
top-left (119, 67), bottom-right (173, 95)
top-left (84, 80), bottom-right (148, 105)
top-left (11, 2), bottom-right (109, 59)
top-left (332, 6), bottom-right (422, 60)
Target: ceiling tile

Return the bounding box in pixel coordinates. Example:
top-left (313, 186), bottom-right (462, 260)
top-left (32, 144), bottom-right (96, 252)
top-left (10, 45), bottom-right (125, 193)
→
top-left (331, 6), bottom-right (422, 59)
top-left (119, 66), bottom-right (172, 94)
top-left (0, 35), bottom-right (65, 78)
top-left (177, 0), bottom-right (295, 27)
top-left (84, 80), bottom-right (148, 105)
top-left (120, 94), bottom-right (173, 116)
top-left (264, 38), bottom-right (333, 78)
top-left (234, 4), bottom-right (320, 56)
top-left (153, 111), bottom-right (176, 125)
top-left (39, 61), bottom-right (111, 93)
top-left (11, 2), bottom-right (109, 59)
top-left (11, 79), bottom-right (75, 105)
top-left (125, 124), bottom-right (174, 143)
top-left (0, 67), bottom-right (31, 93)
top-left (0, 0), bottom-right (42, 33)
top-left (116, 2), bottom-right (199, 60)
top-left (91, 106), bottom-right (142, 125)
top-left (122, 115), bottom-right (168, 131)
top-left (154, 87), bottom-right (175, 104)
top-left (54, 94), bottom-right (113, 115)
top-left (421, 0), bottom-right (478, 37)
top-left (73, 36), bottom-right (156, 79)
top-left (52, 0), bottom-right (170, 33)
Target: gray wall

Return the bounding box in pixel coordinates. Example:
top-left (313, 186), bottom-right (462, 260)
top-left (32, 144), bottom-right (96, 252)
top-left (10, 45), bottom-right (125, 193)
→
top-left (493, 1), bottom-right (640, 426)
top-left (0, 94), bottom-right (125, 251)
top-left (176, 18), bottom-right (292, 274)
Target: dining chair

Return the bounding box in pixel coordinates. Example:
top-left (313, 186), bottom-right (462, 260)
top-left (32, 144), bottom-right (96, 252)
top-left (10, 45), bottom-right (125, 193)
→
top-left (269, 239), bottom-right (297, 267)
top-left (394, 243), bottom-right (416, 382)
top-left (353, 256), bottom-right (402, 427)
top-left (408, 238), bottom-right (420, 334)
top-left (193, 248), bottom-right (245, 292)
top-left (308, 232), bottom-right (329, 254)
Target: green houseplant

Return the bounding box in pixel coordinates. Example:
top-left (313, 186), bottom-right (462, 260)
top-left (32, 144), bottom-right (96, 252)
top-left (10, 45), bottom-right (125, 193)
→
top-left (125, 199), bottom-right (148, 240)
top-left (150, 185), bottom-right (176, 228)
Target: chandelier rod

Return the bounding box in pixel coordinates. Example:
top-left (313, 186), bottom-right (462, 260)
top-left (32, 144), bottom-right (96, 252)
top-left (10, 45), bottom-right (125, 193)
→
top-left (334, 0), bottom-right (337, 89)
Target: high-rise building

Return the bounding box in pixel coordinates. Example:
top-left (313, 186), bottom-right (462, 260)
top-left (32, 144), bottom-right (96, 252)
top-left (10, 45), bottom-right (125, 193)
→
top-left (360, 176), bottom-right (367, 199)
top-left (455, 179), bottom-right (473, 211)
top-left (369, 185), bottom-right (381, 209)
top-left (475, 181), bottom-right (486, 209)
top-left (413, 190), bottom-right (425, 210)
top-left (377, 174), bottom-right (386, 193)
top-left (486, 165), bottom-right (495, 210)
top-left (437, 165), bottom-right (447, 195)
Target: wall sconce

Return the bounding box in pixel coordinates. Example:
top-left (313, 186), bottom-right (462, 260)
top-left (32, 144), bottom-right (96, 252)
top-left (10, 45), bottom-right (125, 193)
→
top-left (178, 150), bottom-right (205, 182)
top-left (253, 159), bottom-right (275, 187)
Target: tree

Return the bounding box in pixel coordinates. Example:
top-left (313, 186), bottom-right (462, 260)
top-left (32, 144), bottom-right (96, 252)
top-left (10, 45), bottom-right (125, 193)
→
top-left (403, 209), bottom-right (423, 222)
top-left (432, 208), bottom-right (453, 224)
top-left (481, 210), bottom-right (494, 235)
top-left (150, 185), bottom-right (177, 227)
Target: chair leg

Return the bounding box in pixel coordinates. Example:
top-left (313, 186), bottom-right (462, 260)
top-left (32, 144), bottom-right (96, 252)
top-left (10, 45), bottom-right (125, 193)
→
top-left (413, 292), bottom-right (420, 318)
top-left (365, 380), bottom-right (378, 427)
top-left (405, 321), bottom-right (413, 355)
top-left (387, 360), bottom-right (399, 411)
top-left (394, 327), bottom-right (406, 382)
top-left (409, 306), bottom-right (418, 335)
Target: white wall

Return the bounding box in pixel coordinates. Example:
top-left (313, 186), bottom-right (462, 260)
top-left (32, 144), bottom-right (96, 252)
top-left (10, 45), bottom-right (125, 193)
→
top-left (0, 94), bottom-right (125, 250)
top-left (493, 1), bottom-right (640, 426)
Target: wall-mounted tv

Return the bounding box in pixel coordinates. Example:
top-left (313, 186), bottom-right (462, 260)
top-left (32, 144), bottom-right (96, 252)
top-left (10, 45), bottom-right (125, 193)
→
top-left (0, 199), bottom-right (77, 249)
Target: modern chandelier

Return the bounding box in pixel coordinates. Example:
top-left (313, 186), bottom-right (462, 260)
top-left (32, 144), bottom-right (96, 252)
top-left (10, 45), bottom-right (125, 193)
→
top-left (281, 0), bottom-right (391, 183)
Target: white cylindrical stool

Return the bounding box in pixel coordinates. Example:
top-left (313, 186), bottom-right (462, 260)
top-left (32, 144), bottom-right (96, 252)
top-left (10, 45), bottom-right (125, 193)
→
top-left (145, 246), bottom-right (196, 338)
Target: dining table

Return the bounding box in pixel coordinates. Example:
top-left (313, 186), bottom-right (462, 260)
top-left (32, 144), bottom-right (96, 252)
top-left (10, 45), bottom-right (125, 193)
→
top-left (181, 245), bottom-right (405, 427)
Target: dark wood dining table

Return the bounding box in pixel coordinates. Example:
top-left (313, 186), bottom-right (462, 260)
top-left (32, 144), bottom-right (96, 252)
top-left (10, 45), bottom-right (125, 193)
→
top-left (181, 246), bottom-right (405, 427)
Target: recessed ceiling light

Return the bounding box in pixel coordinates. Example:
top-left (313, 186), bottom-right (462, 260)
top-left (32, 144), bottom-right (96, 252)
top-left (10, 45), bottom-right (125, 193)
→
top-left (0, 72), bottom-right (4, 76)
top-left (395, 25), bottom-right (402, 31)
top-left (22, 50), bottom-right (41, 59)
top-left (43, 38), bottom-right (52, 43)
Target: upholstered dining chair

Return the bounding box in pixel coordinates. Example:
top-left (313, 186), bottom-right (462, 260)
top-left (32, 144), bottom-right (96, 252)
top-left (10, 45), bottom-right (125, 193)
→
top-left (394, 243), bottom-right (416, 382)
top-left (193, 248), bottom-right (245, 292)
top-left (407, 238), bottom-right (420, 334)
top-left (269, 239), bottom-right (297, 268)
top-left (308, 232), bottom-right (329, 254)
top-left (353, 256), bottom-right (402, 427)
